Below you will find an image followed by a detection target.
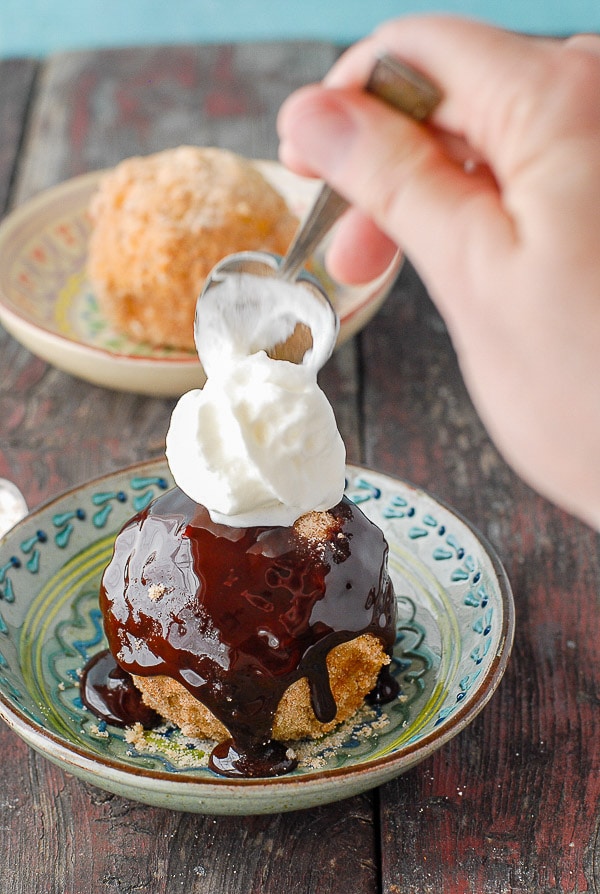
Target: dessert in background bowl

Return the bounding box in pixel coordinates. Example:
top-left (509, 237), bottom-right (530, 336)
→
top-left (86, 146), bottom-right (298, 351)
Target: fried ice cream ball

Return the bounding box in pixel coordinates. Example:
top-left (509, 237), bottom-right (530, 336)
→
top-left (132, 634), bottom-right (390, 741)
top-left (87, 146), bottom-right (298, 350)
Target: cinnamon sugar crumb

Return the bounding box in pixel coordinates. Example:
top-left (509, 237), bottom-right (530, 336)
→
top-left (294, 510), bottom-right (341, 543)
top-left (268, 321), bottom-right (313, 364)
top-left (90, 724), bottom-right (110, 739)
top-left (125, 723), bottom-right (145, 747)
top-left (147, 583), bottom-right (167, 601)
top-left (125, 722), bottom-right (210, 768)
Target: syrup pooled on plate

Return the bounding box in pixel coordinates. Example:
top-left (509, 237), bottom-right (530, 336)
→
top-left (80, 648), bottom-right (161, 729)
top-left (89, 487), bottom-right (398, 778)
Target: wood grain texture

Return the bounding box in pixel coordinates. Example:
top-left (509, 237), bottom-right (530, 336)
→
top-left (12, 41), bottom-right (339, 202)
top-left (0, 58), bottom-right (38, 213)
top-left (6, 772), bottom-right (377, 894)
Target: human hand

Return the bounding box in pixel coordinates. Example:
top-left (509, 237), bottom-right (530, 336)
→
top-left (277, 17), bottom-right (600, 530)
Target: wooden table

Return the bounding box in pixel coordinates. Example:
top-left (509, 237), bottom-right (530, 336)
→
top-left (1, 44), bottom-right (598, 894)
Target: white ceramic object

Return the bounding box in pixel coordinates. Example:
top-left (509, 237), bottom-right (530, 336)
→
top-left (0, 479), bottom-right (28, 537)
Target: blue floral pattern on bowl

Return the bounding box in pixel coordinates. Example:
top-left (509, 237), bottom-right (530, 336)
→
top-left (0, 461), bottom-right (514, 815)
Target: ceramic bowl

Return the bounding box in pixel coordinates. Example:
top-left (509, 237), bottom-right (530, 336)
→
top-left (0, 163), bottom-right (401, 396)
top-left (0, 461), bottom-right (514, 814)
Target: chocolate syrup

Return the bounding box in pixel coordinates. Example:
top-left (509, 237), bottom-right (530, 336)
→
top-left (366, 664), bottom-right (399, 705)
top-left (80, 648), bottom-right (161, 728)
top-left (94, 488), bottom-right (398, 778)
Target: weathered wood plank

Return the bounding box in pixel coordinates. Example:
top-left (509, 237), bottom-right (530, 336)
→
top-left (319, 338), bottom-right (363, 465)
top-left (6, 768), bottom-right (378, 894)
top-left (0, 58), bottom-right (38, 213)
top-left (362, 262), bottom-right (600, 893)
top-left (12, 41), bottom-right (340, 202)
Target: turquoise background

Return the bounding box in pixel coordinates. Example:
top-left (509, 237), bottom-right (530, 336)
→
top-left (1, 0), bottom-right (599, 59)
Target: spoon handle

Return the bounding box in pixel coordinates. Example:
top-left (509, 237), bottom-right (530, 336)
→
top-left (279, 186), bottom-right (348, 282)
top-left (278, 53), bottom-right (442, 282)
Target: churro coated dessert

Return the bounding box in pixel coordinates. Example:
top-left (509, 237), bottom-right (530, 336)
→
top-left (87, 146), bottom-right (298, 350)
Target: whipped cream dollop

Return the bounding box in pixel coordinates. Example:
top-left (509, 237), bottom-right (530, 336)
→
top-left (166, 273), bottom-right (346, 527)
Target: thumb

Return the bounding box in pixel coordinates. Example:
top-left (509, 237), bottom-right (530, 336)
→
top-left (278, 84), bottom-right (514, 317)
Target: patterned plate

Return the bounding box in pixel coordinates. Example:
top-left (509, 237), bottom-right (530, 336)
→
top-left (0, 462), bottom-right (514, 815)
top-left (0, 163), bottom-right (401, 396)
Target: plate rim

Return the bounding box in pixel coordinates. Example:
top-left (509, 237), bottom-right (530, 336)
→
top-left (0, 459), bottom-right (515, 798)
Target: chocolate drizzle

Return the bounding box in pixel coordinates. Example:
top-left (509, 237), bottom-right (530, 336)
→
top-left (96, 488), bottom-right (398, 777)
top-left (80, 648), bottom-right (161, 729)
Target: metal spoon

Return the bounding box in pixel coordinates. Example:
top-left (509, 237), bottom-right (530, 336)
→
top-left (278, 53), bottom-right (442, 284)
top-left (197, 53), bottom-right (442, 365)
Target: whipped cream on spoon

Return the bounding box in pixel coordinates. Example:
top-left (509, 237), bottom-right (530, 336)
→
top-left (167, 271), bottom-right (345, 527)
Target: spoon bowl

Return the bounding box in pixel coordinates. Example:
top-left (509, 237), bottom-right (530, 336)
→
top-left (196, 250), bottom-right (338, 366)
top-left (196, 54), bottom-right (441, 365)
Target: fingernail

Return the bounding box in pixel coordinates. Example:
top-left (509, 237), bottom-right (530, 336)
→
top-left (280, 94), bottom-right (357, 178)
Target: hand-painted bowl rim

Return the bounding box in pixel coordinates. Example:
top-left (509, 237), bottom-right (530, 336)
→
top-left (0, 461), bottom-right (514, 813)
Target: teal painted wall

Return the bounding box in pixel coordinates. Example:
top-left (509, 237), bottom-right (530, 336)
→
top-left (1, 0), bottom-right (599, 58)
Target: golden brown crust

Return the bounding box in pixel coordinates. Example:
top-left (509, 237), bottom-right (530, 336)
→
top-left (133, 633), bottom-right (389, 741)
top-left (87, 146), bottom-right (298, 350)
top-left (293, 509), bottom-right (342, 543)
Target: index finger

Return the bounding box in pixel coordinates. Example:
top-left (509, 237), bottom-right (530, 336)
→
top-left (324, 16), bottom-right (559, 173)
